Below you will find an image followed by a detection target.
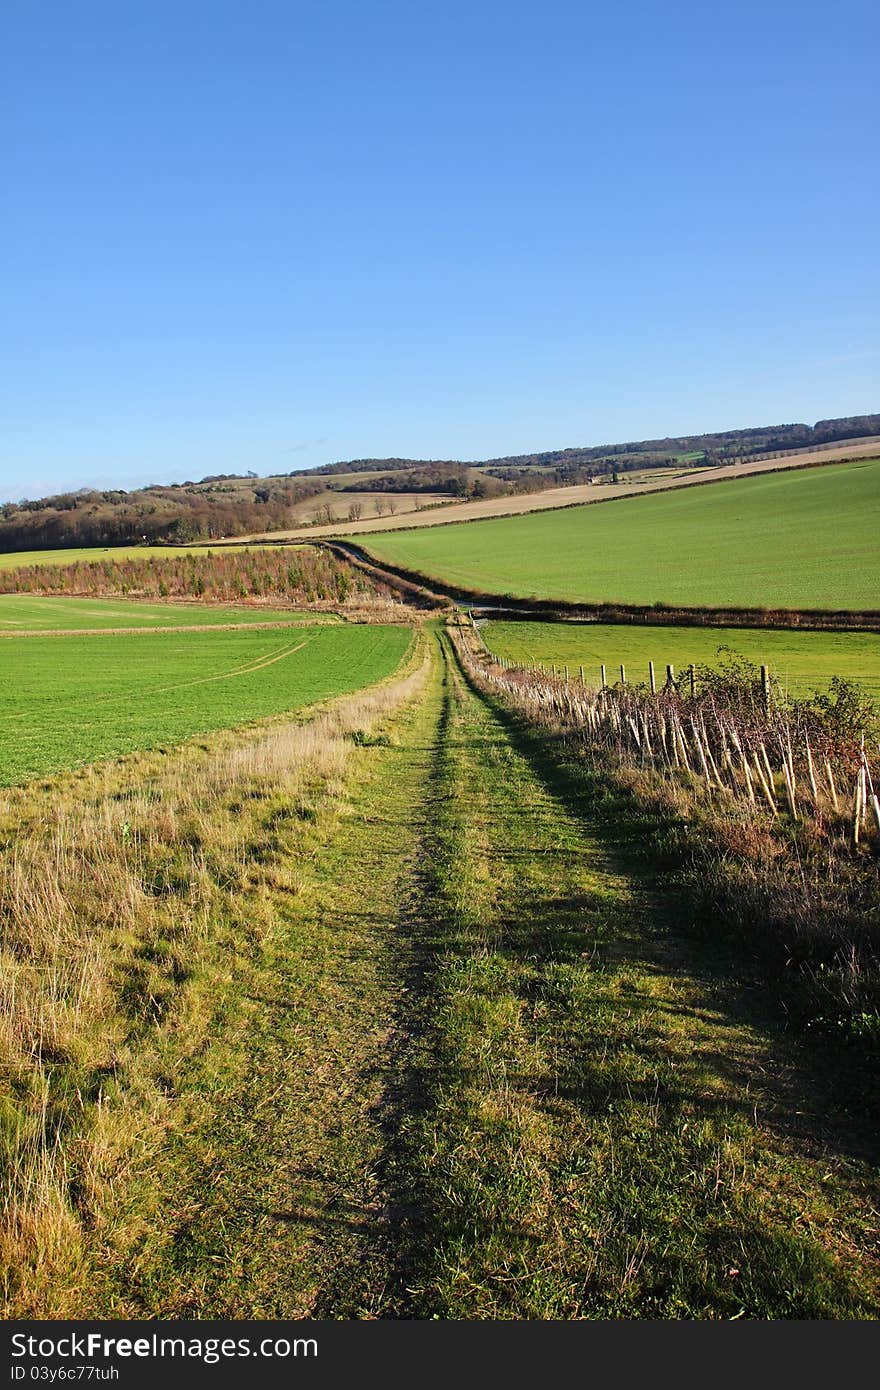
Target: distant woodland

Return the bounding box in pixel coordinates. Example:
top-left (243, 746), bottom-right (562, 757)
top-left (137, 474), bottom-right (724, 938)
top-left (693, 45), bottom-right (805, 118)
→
top-left (314, 414), bottom-right (880, 477)
top-left (2, 413), bottom-right (877, 554)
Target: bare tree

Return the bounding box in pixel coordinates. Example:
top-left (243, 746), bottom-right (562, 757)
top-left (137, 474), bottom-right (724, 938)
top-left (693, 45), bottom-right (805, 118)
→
top-left (347, 501), bottom-right (363, 522)
top-left (387, 497), bottom-right (397, 515)
top-left (374, 497), bottom-right (386, 516)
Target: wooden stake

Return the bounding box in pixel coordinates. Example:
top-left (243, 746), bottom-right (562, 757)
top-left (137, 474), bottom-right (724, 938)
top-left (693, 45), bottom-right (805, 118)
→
top-left (759, 743), bottom-right (775, 792)
top-left (824, 759), bottom-right (839, 812)
top-left (690, 720), bottom-right (714, 790)
top-left (805, 740), bottom-right (819, 803)
top-left (740, 749), bottom-right (756, 804)
top-left (752, 753), bottom-right (777, 813)
top-left (649, 660), bottom-right (656, 695)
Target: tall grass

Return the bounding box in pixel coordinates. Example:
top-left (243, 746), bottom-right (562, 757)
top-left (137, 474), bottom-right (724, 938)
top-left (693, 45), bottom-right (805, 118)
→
top-left (0, 641), bottom-right (428, 1315)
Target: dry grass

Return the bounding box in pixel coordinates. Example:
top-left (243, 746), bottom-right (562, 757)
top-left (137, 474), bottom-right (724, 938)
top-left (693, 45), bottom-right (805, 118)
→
top-left (0, 638), bottom-right (429, 1316)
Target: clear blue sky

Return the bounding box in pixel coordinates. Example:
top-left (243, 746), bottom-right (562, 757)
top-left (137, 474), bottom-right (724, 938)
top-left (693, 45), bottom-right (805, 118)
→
top-left (2, 0), bottom-right (877, 501)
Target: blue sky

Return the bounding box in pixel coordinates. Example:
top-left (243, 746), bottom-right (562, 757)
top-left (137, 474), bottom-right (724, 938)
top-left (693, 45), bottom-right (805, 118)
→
top-left (2, 0), bottom-right (877, 501)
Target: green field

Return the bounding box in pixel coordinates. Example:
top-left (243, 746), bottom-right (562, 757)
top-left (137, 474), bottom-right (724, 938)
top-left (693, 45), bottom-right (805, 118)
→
top-left (483, 620), bottom-right (880, 699)
top-left (0, 543), bottom-right (275, 570)
top-left (0, 624), bottom-right (413, 785)
top-left (364, 458), bottom-right (880, 611)
top-left (0, 594), bottom-right (331, 631)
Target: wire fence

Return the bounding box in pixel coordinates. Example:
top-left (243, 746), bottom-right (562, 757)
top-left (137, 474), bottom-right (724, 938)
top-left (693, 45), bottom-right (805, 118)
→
top-left (455, 617), bottom-right (880, 849)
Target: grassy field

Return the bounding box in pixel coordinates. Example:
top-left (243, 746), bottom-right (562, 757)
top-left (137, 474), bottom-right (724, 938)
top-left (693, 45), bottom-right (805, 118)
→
top-left (363, 457), bottom-right (880, 610)
top-left (483, 620), bottom-right (880, 699)
top-left (0, 543), bottom-right (279, 571)
top-left (0, 623), bottom-right (413, 784)
top-left (0, 594), bottom-right (332, 631)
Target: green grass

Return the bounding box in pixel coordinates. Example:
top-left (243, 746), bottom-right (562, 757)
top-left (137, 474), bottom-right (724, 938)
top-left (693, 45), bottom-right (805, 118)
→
top-left (6, 631), bottom-right (879, 1317)
top-left (0, 623), bottom-right (413, 785)
top-left (0, 543), bottom-right (275, 570)
top-left (380, 639), bottom-right (879, 1317)
top-left (483, 620), bottom-right (880, 700)
top-left (364, 457), bottom-right (880, 611)
top-left (0, 594), bottom-right (332, 631)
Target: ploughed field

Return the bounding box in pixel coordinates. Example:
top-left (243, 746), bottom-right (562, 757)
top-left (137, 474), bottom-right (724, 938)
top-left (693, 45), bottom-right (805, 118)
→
top-left (0, 622), bottom-right (413, 785)
top-left (0, 594), bottom-right (332, 631)
top-left (362, 458), bottom-right (880, 611)
top-left (482, 620), bottom-right (880, 700)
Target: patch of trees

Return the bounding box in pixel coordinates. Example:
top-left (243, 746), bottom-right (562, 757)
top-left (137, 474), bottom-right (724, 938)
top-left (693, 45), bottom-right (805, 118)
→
top-left (0, 477), bottom-right (325, 553)
top-left (0, 547), bottom-right (386, 606)
top-left (339, 464), bottom-right (508, 500)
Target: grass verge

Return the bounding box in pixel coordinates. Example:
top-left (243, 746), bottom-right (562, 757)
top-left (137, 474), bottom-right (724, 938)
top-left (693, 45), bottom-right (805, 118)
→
top-left (0, 635), bottom-right (428, 1316)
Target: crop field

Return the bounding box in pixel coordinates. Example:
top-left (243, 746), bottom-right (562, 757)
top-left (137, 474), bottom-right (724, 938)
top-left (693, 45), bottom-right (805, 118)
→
top-left (363, 458), bottom-right (880, 610)
top-left (0, 543), bottom-right (278, 571)
top-left (482, 620), bottom-right (880, 700)
top-left (0, 623), bottom-right (412, 784)
top-left (0, 594), bottom-right (332, 631)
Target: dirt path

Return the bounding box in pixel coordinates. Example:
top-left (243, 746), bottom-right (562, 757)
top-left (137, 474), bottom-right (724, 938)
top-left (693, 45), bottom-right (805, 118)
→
top-left (96, 631), bottom-right (880, 1317)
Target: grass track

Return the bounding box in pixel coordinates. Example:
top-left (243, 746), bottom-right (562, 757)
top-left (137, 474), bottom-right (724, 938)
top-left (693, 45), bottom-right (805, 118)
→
top-left (483, 620), bottom-right (880, 700)
top-left (78, 629), bottom-right (880, 1317)
top-left (363, 458), bottom-right (880, 610)
top-left (0, 624), bottom-right (412, 785)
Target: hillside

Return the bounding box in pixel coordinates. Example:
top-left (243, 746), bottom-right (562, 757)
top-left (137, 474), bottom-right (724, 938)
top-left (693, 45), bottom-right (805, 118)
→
top-left (2, 412), bottom-right (877, 554)
top-left (307, 413), bottom-right (880, 478)
top-left (362, 456), bottom-right (880, 613)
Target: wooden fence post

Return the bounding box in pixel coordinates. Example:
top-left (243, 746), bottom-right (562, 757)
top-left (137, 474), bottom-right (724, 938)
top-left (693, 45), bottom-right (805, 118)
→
top-left (761, 665), bottom-right (770, 716)
top-left (649, 660), bottom-right (656, 695)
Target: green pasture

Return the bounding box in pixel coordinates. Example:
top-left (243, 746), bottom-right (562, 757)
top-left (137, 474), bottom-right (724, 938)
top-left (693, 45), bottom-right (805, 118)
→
top-left (0, 594), bottom-right (332, 631)
top-left (0, 623), bottom-right (413, 785)
top-left (482, 620), bottom-right (880, 700)
top-left (365, 458), bottom-right (880, 611)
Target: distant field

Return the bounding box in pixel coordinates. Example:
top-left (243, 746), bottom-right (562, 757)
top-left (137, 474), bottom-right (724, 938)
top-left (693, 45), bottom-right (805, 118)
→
top-left (0, 543), bottom-right (283, 571)
top-left (365, 458), bottom-right (880, 611)
top-left (228, 444), bottom-right (880, 543)
top-left (283, 488), bottom-right (452, 524)
top-left (482, 621), bottom-right (880, 700)
top-left (0, 594), bottom-right (332, 631)
top-left (0, 624), bottom-right (413, 785)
